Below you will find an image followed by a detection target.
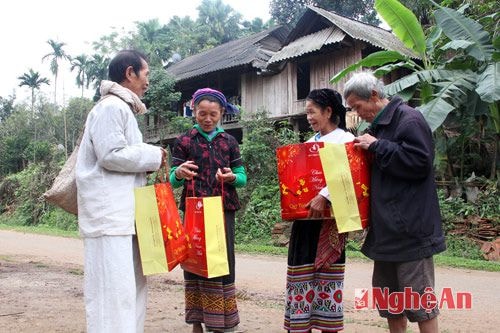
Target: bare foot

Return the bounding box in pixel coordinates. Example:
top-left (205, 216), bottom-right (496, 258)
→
top-left (192, 322), bottom-right (203, 333)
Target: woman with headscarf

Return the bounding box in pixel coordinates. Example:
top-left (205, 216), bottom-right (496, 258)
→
top-left (284, 88), bottom-right (354, 333)
top-left (169, 88), bottom-right (247, 333)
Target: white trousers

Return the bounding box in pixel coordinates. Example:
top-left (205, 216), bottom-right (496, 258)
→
top-left (84, 235), bottom-right (147, 333)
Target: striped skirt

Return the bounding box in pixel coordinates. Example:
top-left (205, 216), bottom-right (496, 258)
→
top-left (184, 210), bottom-right (239, 331)
top-left (284, 220), bottom-right (345, 333)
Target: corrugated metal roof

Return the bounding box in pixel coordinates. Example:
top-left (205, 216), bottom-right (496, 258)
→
top-left (165, 26), bottom-right (288, 82)
top-left (308, 6), bottom-right (417, 58)
top-left (269, 27), bottom-right (345, 64)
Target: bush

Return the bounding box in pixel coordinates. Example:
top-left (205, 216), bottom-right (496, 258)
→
top-left (236, 111), bottom-right (300, 242)
top-left (442, 235), bottom-right (483, 260)
top-left (38, 208), bottom-right (78, 231)
top-left (236, 184), bottom-right (281, 243)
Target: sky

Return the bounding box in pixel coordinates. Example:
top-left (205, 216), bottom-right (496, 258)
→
top-left (2, 0), bottom-right (271, 104)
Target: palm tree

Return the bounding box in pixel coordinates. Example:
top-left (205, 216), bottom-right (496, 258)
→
top-left (17, 69), bottom-right (50, 116)
top-left (86, 54), bottom-right (110, 101)
top-left (18, 69), bottom-right (50, 162)
top-left (70, 54), bottom-right (90, 97)
top-left (42, 39), bottom-right (70, 105)
top-left (196, 0), bottom-right (242, 45)
top-left (42, 39), bottom-right (70, 157)
top-left (129, 19), bottom-right (170, 67)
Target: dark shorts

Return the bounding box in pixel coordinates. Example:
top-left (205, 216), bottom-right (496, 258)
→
top-left (372, 257), bottom-right (439, 322)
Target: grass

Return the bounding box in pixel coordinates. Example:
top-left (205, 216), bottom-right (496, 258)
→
top-left (434, 253), bottom-right (500, 271)
top-left (0, 223), bottom-right (79, 238)
top-left (1, 223), bottom-right (499, 272)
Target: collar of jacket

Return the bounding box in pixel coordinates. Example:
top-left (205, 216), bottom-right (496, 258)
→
top-left (189, 125), bottom-right (226, 141)
top-left (367, 95), bottom-right (404, 135)
top-left (376, 95), bottom-right (404, 126)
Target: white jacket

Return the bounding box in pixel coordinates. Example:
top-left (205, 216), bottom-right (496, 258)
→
top-left (307, 128), bottom-right (355, 201)
top-left (76, 95), bottom-right (162, 237)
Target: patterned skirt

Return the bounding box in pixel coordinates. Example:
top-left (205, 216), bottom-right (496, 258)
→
top-left (184, 211), bottom-right (240, 331)
top-left (284, 220), bottom-right (345, 333)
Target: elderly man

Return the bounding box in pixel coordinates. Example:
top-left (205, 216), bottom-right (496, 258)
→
top-left (76, 50), bottom-right (166, 333)
top-left (344, 72), bottom-right (446, 333)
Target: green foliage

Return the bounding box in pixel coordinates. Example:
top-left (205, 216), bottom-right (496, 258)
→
top-left (23, 141), bottom-right (52, 163)
top-left (129, 19), bottom-right (171, 68)
top-left (38, 208), bottom-right (78, 231)
top-left (433, 253), bottom-right (500, 271)
top-left (3, 165), bottom-right (47, 225)
top-left (0, 107), bottom-right (32, 176)
top-left (235, 242), bottom-right (288, 255)
top-left (375, 0), bottom-right (426, 55)
top-left (331, 0), bottom-right (499, 182)
top-left (438, 189), bottom-right (476, 232)
top-left (270, 0), bottom-right (379, 26)
top-left (142, 69), bottom-right (180, 118)
top-left (167, 116), bottom-right (194, 134)
top-left (332, 0), bottom-right (498, 137)
top-left (0, 94), bottom-right (15, 122)
top-left (240, 111), bottom-right (300, 185)
top-left (437, 179), bottom-right (499, 260)
top-left (442, 235), bottom-right (483, 259)
top-left (236, 184), bottom-right (281, 242)
top-left (196, 0), bottom-right (243, 45)
top-left (236, 110), bottom-right (300, 242)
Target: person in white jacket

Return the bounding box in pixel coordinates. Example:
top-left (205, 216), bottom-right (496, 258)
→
top-left (76, 50), bottom-right (166, 333)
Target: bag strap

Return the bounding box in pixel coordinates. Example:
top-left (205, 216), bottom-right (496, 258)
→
top-left (155, 159), bottom-right (170, 184)
top-left (188, 177), bottom-right (224, 201)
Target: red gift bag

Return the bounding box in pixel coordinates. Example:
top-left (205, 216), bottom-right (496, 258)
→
top-left (181, 182), bottom-right (229, 278)
top-left (276, 142), bottom-right (331, 220)
top-left (135, 174), bottom-right (188, 275)
top-left (276, 141), bottom-right (370, 228)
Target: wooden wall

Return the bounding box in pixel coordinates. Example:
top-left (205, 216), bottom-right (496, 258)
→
top-left (240, 41), bottom-right (364, 118)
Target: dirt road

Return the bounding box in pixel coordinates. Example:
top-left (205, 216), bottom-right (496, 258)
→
top-left (0, 230), bottom-right (499, 332)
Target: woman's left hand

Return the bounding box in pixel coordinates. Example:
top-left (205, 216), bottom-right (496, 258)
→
top-left (216, 167), bottom-right (236, 183)
top-left (306, 194), bottom-right (328, 218)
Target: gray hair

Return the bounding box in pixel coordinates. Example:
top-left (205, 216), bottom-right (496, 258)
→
top-left (343, 71), bottom-right (386, 100)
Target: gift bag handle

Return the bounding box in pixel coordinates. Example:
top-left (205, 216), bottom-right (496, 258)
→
top-left (155, 158), bottom-right (170, 184)
top-left (188, 175), bottom-right (224, 201)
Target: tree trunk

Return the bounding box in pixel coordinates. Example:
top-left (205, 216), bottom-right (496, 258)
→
top-left (31, 89), bottom-right (36, 164)
top-left (491, 134), bottom-right (498, 180)
top-left (64, 108), bottom-right (68, 159)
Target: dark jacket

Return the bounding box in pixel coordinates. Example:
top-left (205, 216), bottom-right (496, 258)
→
top-left (361, 96), bottom-right (446, 261)
top-left (171, 128), bottom-right (243, 211)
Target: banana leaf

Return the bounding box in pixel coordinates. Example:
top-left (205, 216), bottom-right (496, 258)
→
top-left (375, 0), bottom-right (426, 56)
top-left (434, 7), bottom-right (494, 61)
top-left (475, 63), bottom-right (500, 104)
top-left (330, 51), bottom-right (406, 83)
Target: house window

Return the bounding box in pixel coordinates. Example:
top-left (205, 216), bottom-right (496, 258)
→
top-left (297, 61), bottom-right (310, 100)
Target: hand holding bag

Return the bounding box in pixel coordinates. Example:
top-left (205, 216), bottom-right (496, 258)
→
top-left (135, 161), bottom-right (188, 275)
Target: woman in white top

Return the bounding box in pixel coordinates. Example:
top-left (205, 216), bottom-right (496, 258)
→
top-left (284, 89), bottom-right (354, 333)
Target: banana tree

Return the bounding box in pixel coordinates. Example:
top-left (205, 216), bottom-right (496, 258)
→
top-left (331, 0), bottom-right (499, 133)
